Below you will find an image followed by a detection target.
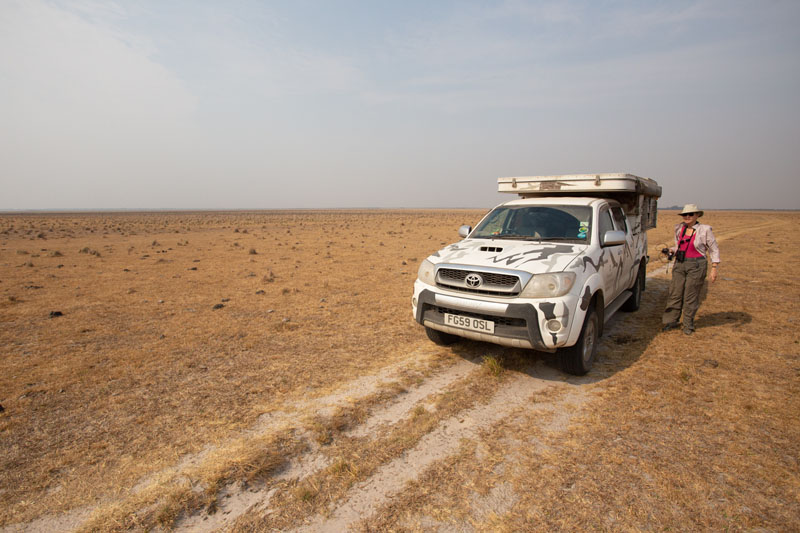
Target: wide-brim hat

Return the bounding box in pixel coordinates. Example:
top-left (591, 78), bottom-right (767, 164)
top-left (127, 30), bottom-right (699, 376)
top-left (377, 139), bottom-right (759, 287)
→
top-left (678, 204), bottom-right (704, 217)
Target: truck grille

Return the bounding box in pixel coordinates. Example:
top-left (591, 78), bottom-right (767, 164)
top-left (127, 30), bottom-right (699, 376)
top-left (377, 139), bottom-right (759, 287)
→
top-left (436, 268), bottom-right (521, 296)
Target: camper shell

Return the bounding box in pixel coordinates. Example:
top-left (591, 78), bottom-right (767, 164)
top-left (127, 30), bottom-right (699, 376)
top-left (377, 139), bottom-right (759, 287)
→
top-left (498, 173), bottom-right (661, 231)
top-left (412, 173), bottom-right (662, 375)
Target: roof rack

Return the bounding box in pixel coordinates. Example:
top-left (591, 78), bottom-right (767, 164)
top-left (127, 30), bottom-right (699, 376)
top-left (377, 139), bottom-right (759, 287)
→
top-left (498, 173), bottom-right (662, 198)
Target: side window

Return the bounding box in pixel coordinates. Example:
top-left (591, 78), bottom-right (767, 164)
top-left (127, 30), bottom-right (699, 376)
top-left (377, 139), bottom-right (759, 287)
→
top-left (611, 207), bottom-right (628, 233)
top-left (599, 209), bottom-right (615, 245)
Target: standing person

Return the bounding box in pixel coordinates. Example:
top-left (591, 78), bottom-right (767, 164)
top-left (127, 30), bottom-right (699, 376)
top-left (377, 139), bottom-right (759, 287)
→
top-left (662, 204), bottom-right (720, 335)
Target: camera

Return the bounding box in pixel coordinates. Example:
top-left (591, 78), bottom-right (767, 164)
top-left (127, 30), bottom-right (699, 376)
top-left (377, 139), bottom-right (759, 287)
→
top-left (661, 247), bottom-right (675, 261)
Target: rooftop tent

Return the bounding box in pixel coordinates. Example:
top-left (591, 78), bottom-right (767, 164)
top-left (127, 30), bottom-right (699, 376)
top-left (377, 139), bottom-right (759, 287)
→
top-left (497, 173), bottom-right (662, 230)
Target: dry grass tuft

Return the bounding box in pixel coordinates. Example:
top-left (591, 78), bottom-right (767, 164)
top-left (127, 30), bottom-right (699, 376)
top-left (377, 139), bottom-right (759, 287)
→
top-left (481, 355), bottom-right (504, 377)
top-left (328, 458), bottom-right (360, 479)
top-left (77, 246), bottom-right (100, 256)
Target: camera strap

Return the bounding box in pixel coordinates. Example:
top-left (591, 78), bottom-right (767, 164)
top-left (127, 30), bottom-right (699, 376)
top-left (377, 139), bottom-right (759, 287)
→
top-left (678, 224), bottom-right (695, 252)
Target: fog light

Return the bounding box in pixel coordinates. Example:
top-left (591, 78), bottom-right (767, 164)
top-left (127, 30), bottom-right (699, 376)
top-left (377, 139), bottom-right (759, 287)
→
top-left (546, 319), bottom-right (562, 333)
top-left (412, 297), bottom-right (418, 307)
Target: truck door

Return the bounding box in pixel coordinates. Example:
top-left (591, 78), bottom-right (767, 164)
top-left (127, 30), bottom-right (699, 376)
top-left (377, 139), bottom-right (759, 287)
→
top-left (598, 206), bottom-right (624, 301)
top-left (611, 205), bottom-right (636, 291)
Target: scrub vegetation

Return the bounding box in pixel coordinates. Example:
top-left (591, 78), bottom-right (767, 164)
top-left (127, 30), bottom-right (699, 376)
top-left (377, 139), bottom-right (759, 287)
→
top-left (0, 209), bottom-right (797, 532)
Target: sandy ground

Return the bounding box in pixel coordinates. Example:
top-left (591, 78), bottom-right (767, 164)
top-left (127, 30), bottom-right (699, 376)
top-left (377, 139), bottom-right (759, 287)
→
top-left (1, 209), bottom-right (798, 532)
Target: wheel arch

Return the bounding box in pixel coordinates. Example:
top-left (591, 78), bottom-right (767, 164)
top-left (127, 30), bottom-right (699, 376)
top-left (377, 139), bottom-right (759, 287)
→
top-left (567, 274), bottom-right (604, 345)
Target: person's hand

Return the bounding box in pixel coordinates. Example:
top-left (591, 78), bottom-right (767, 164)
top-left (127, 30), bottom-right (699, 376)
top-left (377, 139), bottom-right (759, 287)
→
top-left (710, 266), bottom-right (718, 283)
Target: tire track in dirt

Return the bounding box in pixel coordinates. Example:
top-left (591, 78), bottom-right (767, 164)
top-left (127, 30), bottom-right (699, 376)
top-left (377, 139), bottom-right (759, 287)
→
top-left (290, 365), bottom-right (586, 533)
top-left (0, 510), bottom-right (94, 533)
top-left (171, 352), bottom-right (480, 532)
top-left (1, 347), bottom-right (465, 533)
top-left (135, 348), bottom-right (451, 493)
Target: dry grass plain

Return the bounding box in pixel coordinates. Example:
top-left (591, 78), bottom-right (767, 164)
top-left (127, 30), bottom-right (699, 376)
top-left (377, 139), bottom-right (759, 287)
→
top-left (1, 209), bottom-right (798, 532)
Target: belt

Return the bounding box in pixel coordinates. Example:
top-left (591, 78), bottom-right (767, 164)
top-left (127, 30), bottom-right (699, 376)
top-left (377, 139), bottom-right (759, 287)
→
top-left (681, 257), bottom-right (706, 261)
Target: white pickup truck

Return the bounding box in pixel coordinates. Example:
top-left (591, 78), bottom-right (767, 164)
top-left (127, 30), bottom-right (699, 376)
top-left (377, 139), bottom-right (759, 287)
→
top-left (412, 173), bottom-right (661, 375)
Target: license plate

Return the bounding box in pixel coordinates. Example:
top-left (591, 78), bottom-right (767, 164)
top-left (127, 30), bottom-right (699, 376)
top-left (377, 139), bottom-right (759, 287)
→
top-left (444, 313), bottom-right (495, 334)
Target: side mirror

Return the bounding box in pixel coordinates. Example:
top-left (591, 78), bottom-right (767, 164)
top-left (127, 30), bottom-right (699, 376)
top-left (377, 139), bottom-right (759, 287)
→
top-left (602, 230), bottom-right (626, 246)
top-left (458, 225), bottom-right (472, 238)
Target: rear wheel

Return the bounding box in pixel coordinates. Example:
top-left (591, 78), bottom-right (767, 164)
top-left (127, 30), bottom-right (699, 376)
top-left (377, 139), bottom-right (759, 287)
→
top-left (621, 263), bottom-right (645, 312)
top-left (425, 326), bottom-right (460, 346)
top-left (560, 306), bottom-right (599, 375)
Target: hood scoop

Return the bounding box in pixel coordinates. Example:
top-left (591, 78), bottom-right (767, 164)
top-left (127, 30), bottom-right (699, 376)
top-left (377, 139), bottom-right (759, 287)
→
top-left (480, 246), bottom-right (503, 253)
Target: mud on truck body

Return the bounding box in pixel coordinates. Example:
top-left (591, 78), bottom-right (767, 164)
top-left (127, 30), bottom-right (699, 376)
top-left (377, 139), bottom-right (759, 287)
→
top-left (412, 173), bottom-right (662, 375)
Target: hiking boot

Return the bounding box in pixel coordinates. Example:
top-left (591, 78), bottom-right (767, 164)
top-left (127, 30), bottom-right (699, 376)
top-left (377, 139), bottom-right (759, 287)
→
top-left (662, 322), bottom-right (680, 332)
top-left (683, 327), bottom-right (694, 335)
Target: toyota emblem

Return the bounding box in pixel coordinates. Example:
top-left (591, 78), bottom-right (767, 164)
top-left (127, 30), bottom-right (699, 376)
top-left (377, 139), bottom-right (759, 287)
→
top-left (465, 273), bottom-right (483, 288)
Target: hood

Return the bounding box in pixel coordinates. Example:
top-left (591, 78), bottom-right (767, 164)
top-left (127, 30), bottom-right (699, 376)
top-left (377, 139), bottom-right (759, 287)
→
top-left (428, 238), bottom-right (586, 275)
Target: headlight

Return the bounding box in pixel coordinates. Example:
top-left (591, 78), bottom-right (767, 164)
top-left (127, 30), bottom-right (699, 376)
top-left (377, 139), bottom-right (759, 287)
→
top-left (417, 259), bottom-right (436, 286)
top-left (519, 272), bottom-right (576, 298)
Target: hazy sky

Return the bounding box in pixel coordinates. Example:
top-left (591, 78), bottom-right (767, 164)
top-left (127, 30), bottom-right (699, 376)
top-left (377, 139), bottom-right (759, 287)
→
top-left (2, 0), bottom-right (799, 210)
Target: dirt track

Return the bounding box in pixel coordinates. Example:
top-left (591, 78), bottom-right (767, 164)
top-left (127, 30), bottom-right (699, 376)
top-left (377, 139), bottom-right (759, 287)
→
top-left (196, 277), bottom-right (652, 532)
top-left (174, 355), bottom-right (590, 532)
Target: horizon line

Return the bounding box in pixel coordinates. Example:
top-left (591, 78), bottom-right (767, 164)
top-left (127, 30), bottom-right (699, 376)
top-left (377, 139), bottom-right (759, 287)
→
top-left (1, 206), bottom-right (798, 215)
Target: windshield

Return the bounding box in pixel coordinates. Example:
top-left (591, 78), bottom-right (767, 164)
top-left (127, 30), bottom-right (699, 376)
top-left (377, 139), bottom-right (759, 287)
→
top-left (471, 205), bottom-right (592, 242)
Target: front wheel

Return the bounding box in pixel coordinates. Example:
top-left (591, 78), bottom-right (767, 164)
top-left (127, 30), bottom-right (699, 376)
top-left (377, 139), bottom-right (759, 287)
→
top-left (559, 307), bottom-right (599, 375)
top-left (425, 326), bottom-right (460, 346)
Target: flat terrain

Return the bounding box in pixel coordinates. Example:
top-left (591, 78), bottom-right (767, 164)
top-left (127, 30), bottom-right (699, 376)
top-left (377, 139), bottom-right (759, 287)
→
top-left (1, 209), bottom-right (798, 532)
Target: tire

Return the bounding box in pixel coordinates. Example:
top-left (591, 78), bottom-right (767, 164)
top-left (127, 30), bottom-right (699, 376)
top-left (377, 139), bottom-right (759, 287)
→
top-left (560, 306), bottom-right (599, 375)
top-left (621, 263), bottom-right (645, 312)
top-left (425, 326), bottom-right (460, 346)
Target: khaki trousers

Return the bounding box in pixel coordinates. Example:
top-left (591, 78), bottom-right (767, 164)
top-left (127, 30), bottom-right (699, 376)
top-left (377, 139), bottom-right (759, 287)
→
top-left (662, 258), bottom-right (707, 329)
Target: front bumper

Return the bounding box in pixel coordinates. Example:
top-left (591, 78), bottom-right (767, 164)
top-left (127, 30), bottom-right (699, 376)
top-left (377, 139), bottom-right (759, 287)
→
top-left (413, 282), bottom-right (579, 352)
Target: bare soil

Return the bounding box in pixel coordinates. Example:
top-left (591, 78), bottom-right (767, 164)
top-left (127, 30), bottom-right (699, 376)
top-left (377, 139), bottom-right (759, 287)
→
top-left (1, 209), bottom-right (797, 532)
